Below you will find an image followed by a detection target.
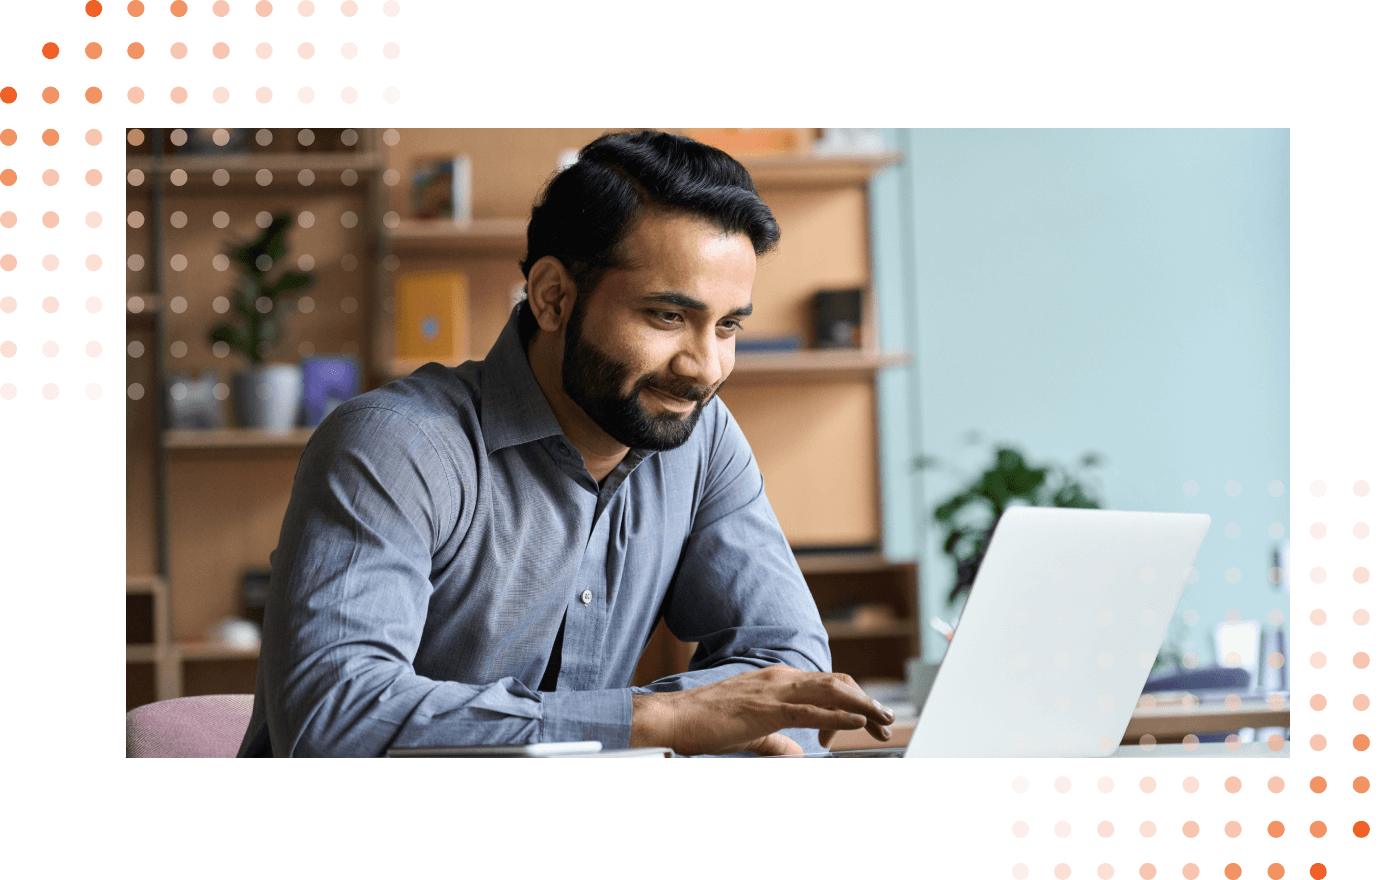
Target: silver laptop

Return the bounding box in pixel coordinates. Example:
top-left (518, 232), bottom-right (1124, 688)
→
top-left (891, 506), bottom-right (1210, 757)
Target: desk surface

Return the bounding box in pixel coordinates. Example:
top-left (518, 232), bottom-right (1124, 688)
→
top-left (1111, 740), bottom-right (1289, 758)
top-left (1126, 693), bottom-right (1288, 741)
top-left (830, 693), bottom-right (1290, 753)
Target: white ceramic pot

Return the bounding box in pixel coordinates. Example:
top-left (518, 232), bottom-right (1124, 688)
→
top-left (232, 364), bottom-right (304, 431)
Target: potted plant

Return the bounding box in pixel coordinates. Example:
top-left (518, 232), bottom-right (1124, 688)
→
top-left (915, 442), bottom-right (1106, 605)
top-left (209, 213), bottom-right (315, 430)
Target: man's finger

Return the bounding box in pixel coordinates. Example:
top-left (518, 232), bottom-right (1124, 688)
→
top-left (748, 733), bottom-right (802, 757)
top-left (787, 676), bottom-right (895, 727)
top-left (780, 704), bottom-right (869, 733)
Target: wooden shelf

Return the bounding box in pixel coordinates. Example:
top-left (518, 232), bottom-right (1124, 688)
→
top-left (741, 151), bottom-right (903, 187)
top-left (175, 640), bottom-right (261, 661)
top-left (375, 347), bottom-right (909, 384)
top-left (129, 151), bottom-right (384, 176)
top-left (731, 348), bottom-right (909, 379)
top-left (128, 638), bottom-right (260, 661)
top-left (386, 218), bottom-right (529, 253)
top-left (126, 300), bottom-right (163, 333)
top-left (795, 552), bottom-right (895, 575)
top-left (126, 575), bottom-right (167, 595)
top-left (379, 154), bottom-right (901, 253)
top-left (823, 619), bottom-right (915, 640)
top-left (126, 644), bottom-right (162, 663)
top-left (164, 427), bottom-right (316, 451)
top-left (380, 356), bottom-right (447, 381)
top-left (125, 145), bottom-right (899, 184)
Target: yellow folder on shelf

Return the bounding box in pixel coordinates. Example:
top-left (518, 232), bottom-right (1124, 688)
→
top-left (394, 270), bottom-right (468, 363)
top-left (683, 128), bottom-right (816, 156)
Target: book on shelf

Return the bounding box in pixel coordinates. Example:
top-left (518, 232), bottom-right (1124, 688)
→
top-left (394, 271), bottom-right (469, 364)
top-left (410, 155), bottom-right (473, 223)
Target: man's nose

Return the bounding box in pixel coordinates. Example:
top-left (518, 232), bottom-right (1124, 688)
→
top-left (671, 328), bottom-right (723, 391)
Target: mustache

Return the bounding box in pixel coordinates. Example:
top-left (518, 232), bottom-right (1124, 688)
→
top-left (641, 376), bottom-right (715, 403)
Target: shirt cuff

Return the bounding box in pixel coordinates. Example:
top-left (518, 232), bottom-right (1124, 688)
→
top-left (538, 688), bottom-right (634, 750)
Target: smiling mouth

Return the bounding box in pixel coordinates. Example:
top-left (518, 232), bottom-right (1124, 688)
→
top-left (646, 386), bottom-right (698, 411)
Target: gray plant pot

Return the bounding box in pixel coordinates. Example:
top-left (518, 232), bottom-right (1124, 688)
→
top-left (232, 364), bottom-right (303, 431)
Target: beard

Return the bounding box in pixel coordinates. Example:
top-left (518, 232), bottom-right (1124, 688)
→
top-left (560, 296), bottom-right (716, 452)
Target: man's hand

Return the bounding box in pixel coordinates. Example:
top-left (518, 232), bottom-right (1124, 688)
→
top-left (630, 665), bottom-right (895, 756)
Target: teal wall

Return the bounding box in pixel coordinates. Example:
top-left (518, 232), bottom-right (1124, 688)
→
top-left (871, 129), bottom-right (1290, 663)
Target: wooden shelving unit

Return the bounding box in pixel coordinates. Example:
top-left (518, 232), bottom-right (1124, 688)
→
top-left (125, 125), bottom-right (388, 710)
top-left (126, 576), bottom-right (179, 704)
top-left (126, 631), bottom-right (245, 705)
top-left (127, 129), bottom-right (921, 710)
top-left (798, 556), bottom-right (920, 680)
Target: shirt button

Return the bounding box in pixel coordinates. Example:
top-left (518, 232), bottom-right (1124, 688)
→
top-left (580, 590), bottom-right (593, 605)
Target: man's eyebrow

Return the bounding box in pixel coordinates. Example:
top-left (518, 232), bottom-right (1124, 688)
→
top-left (641, 292), bottom-right (753, 318)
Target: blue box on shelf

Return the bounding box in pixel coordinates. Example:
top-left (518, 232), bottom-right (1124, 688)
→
top-left (300, 355), bottom-right (362, 427)
top-left (736, 334), bottom-right (803, 354)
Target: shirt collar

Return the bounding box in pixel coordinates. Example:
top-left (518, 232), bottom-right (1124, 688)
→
top-left (478, 300), bottom-right (568, 456)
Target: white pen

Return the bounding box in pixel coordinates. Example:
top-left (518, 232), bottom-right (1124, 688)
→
top-left (929, 616), bottom-right (955, 641)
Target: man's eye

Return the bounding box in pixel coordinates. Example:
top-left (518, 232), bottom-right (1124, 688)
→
top-left (650, 311), bottom-right (741, 332)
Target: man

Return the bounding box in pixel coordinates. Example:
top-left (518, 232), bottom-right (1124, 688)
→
top-left (238, 130), bottom-right (895, 757)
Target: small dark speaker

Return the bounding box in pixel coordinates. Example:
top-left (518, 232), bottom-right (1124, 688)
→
top-left (241, 569), bottom-right (272, 628)
top-left (813, 288), bottom-right (863, 348)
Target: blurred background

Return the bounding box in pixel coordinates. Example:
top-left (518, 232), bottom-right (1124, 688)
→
top-left (125, 128), bottom-right (1289, 746)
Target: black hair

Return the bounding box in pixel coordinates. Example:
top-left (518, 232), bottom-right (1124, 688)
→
top-left (519, 130), bottom-right (781, 297)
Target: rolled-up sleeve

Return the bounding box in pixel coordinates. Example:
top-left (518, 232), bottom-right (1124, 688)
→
top-left (633, 404), bottom-right (834, 754)
top-left (253, 405), bottom-right (632, 756)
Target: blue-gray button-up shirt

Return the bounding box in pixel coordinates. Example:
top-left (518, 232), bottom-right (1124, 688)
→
top-left (239, 301), bottom-right (832, 756)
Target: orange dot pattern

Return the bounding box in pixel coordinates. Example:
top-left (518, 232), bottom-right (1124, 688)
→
top-left (8, 3), bottom-right (407, 415)
top-left (1003, 765), bottom-right (1355, 875)
top-left (64, 5), bottom-right (405, 109)
top-left (1289, 482), bottom-right (1378, 880)
top-left (6, 0), bottom-right (120, 404)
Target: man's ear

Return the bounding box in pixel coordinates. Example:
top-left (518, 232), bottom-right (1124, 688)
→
top-left (526, 256), bottom-right (577, 333)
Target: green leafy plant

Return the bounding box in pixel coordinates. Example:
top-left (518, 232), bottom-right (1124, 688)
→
top-left (915, 443), bottom-right (1106, 605)
top-left (209, 214), bottom-right (314, 364)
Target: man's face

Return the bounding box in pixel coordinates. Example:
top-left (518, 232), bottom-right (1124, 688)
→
top-left (561, 212), bottom-right (756, 451)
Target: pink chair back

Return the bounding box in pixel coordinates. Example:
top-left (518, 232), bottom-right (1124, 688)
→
top-left (126, 694), bottom-right (254, 758)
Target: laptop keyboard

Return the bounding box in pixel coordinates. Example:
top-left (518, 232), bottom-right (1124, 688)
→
top-left (825, 747), bottom-right (907, 758)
